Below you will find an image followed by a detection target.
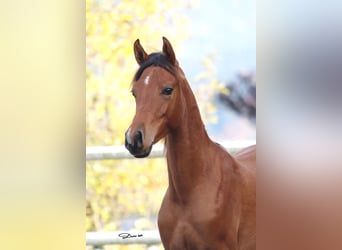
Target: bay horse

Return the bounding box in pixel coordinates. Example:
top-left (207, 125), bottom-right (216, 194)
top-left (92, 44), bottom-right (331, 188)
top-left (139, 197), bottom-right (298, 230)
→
top-left (125, 37), bottom-right (256, 250)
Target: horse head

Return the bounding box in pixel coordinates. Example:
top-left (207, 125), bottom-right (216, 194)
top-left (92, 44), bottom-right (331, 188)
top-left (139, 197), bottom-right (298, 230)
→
top-left (125, 37), bottom-right (185, 157)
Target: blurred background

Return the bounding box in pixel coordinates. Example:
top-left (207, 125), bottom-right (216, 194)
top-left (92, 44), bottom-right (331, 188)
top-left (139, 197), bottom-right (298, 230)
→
top-left (2, 0), bottom-right (341, 249)
top-left (86, 0), bottom-right (255, 249)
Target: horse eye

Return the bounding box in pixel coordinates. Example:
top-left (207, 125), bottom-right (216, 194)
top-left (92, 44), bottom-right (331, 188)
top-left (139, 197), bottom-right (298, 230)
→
top-left (162, 87), bottom-right (173, 95)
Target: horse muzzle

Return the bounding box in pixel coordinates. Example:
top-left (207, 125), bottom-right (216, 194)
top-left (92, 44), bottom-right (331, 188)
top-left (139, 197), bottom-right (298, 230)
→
top-left (125, 129), bottom-right (152, 158)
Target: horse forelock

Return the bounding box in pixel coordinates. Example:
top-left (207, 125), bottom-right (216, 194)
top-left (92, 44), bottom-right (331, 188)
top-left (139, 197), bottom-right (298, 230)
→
top-left (133, 53), bottom-right (178, 81)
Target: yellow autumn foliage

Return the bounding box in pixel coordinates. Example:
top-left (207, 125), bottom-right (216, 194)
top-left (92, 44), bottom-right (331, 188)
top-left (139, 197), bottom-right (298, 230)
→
top-left (86, 0), bottom-right (196, 238)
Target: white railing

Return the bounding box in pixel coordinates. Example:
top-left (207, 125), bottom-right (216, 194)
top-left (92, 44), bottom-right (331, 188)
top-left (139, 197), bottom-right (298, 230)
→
top-left (86, 140), bottom-right (255, 247)
top-left (86, 140), bottom-right (256, 160)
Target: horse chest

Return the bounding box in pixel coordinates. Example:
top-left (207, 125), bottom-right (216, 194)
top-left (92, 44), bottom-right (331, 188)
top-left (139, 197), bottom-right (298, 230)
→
top-left (159, 215), bottom-right (229, 249)
top-left (167, 220), bottom-right (212, 249)
top-left (158, 193), bottom-right (228, 249)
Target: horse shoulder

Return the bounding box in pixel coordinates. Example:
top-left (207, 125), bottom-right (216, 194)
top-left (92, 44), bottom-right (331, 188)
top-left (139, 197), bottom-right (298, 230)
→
top-left (212, 144), bottom-right (256, 250)
top-left (232, 145), bottom-right (256, 250)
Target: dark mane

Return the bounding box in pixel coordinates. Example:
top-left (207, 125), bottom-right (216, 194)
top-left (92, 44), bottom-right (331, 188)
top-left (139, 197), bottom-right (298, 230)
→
top-left (133, 52), bottom-right (176, 81)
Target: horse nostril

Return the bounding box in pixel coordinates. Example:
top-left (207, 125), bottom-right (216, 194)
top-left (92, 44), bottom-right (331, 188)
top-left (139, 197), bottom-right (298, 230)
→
top-left (134, 130), bottom-right (143, 149)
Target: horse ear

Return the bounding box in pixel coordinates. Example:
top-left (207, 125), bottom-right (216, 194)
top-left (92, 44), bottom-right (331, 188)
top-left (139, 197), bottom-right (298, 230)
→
top-left (134, 39), bottom-right (148, 65)
top-left (162, 37), bottom-right (176, 65)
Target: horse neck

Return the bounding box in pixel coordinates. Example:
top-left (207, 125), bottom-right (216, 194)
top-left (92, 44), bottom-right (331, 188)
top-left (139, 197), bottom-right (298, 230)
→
top-left (165, 77), bottom-right (211, 203)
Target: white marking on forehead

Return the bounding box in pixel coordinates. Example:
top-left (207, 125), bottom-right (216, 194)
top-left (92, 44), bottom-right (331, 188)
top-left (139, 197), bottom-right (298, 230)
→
top-left (143, 69), bottom-right (154, 86)
top-left (144, 75), bottom-right (150, 85)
